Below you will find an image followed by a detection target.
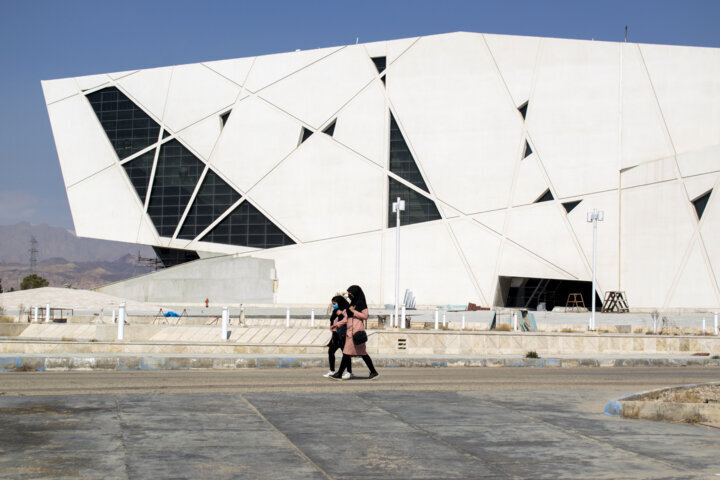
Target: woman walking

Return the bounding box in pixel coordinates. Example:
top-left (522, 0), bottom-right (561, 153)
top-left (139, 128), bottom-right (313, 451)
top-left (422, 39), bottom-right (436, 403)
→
top-left (331, 285), bottom-right (379, 380)
top-left (323, 295), bottom-right (353, 379)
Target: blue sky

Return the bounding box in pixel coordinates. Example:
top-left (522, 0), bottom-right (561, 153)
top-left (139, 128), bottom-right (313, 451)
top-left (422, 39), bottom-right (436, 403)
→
top-left (1, 0), bottom-right (718, 230)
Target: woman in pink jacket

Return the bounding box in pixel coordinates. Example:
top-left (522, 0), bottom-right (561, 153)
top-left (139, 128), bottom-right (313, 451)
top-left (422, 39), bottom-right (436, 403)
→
top-left (331, 285), bottom-right (379, 380)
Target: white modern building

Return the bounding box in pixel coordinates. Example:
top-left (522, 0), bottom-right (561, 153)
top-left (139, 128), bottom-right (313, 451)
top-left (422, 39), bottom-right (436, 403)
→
top-left (42, 32), bottom-right (720, 310)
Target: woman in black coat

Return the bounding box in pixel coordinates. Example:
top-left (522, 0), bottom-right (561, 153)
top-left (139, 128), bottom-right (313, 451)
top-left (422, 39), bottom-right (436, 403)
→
top-left (323, 295), bottom-right (353, 378)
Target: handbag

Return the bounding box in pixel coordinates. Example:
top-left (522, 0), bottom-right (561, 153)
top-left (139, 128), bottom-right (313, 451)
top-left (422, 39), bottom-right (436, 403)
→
top-left (352, 330), bottom-right (367, 345)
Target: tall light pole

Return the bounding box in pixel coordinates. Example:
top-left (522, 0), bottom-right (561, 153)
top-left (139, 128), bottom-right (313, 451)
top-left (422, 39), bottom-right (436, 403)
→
top-left (392, 197), bottom-right (405, 328)
top-left (586, 208), bottom-right (604, 331)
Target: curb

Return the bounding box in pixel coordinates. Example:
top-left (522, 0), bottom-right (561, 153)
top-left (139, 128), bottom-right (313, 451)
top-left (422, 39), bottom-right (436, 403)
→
top-left (604, 382), bottom-right (720, 423)
top-left (1, 354), bottom-right (719, 372)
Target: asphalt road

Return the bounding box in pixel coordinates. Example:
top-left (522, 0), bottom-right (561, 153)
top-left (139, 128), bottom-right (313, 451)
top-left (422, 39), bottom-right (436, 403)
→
top-left (1, 368), bottom-right (719, 479)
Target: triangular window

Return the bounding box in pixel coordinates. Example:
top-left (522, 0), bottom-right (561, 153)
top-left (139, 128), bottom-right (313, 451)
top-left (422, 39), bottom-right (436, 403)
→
top-left (371, 56), bottom-right (386, 74)
top-left (692, 189), bottom-right (712, 220)
top-left (322, 120), bottom-right (336, 137)
top-left (86, 86), bottom-right (161, 160)
top-left (162, 129), bottom-right (171, 139)
top-left (524, 141), bottom-right (533, 158)
top-left (388, 177), bottom-right (441, 228)
top-left (200, 201), bottom-right (295, 248)
top-left (390, 113), bottom-right (429, 192)
top-left (562, 200), bottom-right (581, 214)
top-left (146, 140), bottom-right (205, 237)
top-left (220, 110), bottom-right (232, 128)
top-left (299, 127), bottom-right (313, 145)
top-left (518, 101), bottom-right (528, 120)
top-left (535, 189), bottom-right (554, 203)
top-left (122, 150), bottom-right (155, 204)
top-left (177, 170), bottom-right (241, 240)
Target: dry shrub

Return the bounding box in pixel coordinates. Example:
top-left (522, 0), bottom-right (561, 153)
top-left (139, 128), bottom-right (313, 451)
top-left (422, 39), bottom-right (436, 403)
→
top-left (494, 324), bottom-right (512, 331)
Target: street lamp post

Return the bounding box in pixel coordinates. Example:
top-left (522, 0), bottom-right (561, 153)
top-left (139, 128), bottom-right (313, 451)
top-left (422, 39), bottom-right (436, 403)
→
top-left (586, 208), bottom-right (604, 331)
top-left (392, 197), bottom-right (405, 328)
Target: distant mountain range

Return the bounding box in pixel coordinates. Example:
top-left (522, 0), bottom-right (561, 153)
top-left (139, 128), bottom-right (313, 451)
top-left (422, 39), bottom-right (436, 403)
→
top-left (0, 222), bottom-right (157, 290)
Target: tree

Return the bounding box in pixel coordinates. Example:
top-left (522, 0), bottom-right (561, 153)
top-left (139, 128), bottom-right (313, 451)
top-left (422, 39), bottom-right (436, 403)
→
top-left (21, 274), bottom-right (49, 290)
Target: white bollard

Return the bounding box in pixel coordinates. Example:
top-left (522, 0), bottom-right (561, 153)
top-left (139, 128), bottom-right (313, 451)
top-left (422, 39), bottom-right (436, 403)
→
top-left (513, 311), bottom-right (518, 331)
top-left (389, 313), bottom-right (394, 328)
top-left (118, 302), bottom-right (126, 340)
top-left (285, 308), bottom-right (290, 328)
top-left (653, 316), bottom-right (657, 334)
top-left (33, 306), bottom-right (38, 323)
top-left (112, 310), bottom-right (116, 324)
top-left (311, 309), bottom-right (315, 328)
top-left (434, 309), bottom-right (439, 330)
top-left (401, 305), bottom-right (406, 330)
top-left (442, 313), bottom-right (446, 327)
top-left (461, 314), bottom-right (465, 330)
top-left (45, 303), bottom-right (51, 323)
top-left (702, 318), bottom-right (706, 336)
top-left (221, 306), bottom-right (229, 340)
top-left (715, 312), bottom-right (719, 336)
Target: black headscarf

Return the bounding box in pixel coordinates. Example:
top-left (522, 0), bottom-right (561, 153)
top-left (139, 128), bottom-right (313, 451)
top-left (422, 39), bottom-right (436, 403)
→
top-left (330, 295), bottom-right (350, 324)
top-left (347, 285), bottom-right (367, 312)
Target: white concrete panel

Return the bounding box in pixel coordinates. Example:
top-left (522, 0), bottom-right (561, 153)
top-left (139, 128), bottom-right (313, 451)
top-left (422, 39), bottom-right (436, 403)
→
top-left (250, 134), bottom-right (384, 242)
top-left (620, 156), bottom-right (677, 189)
top-left (565, 191), bottom-right (619, 294)
top-left (46, 95), bottom-right (117, 187)
top-left (41, 78), bottom-right (78, 104)
top-left (439, 204), bottom-right (461, 219)
top-left (621, 182), bottom-right (696, 308)
top-left (381, 222), bottom-right (480, 306)
top-left (245, 232), bottom-right (383, 305)
top-left (209, 96), bottom-right (300, 192)
top-left (449, 218), bottom-right (503, 304)
top-left (700, 188), bottom-right (720, 290)
top-left (677, 145), bottom-right (720, 177)
top-left (108, 70), bottom-right (138, 80)
top-left (484, 33), bottom-right (541, 107)
top-left (640, 43), bottom-right (720, 156)
top-left (472, 211), bottom-right (506, 234)
top-left (75, 74), bottom-right (110, 92)
top-left (164, 64), bottom-right (240, 132)
top-left (666, 241), bottom-right (719, 309)
top-left (512, 154), bottom-right (549, 206)
top-left (505, 202), bottom-right (589, 280)
top-left (620, 44), bottom-right (674, 169)
top-left (498, 240), bottom-right (574, 281)
top-left (363, 37), bottom-right (418, 65)
top-left (66, 166), bottom-right (144, 244)
top-left (388, 32), bottom-right (523, 213)
top-left (175, 115), bottom-right (222, 161)
top-left (258, 46), bottom-right (375, 130)
top-left (683, 173), bottom-right (718, 201)
top-left (529, 38), bottom-right (620, 198)
top-left (244, 46), bottom-right (341, 92)
top-left (333, 81), bottom-right (387, 167)
top-left (203, 57), bottom-right (255, 86)
top-left (185, 239), bottom-right (258, 257)
top-left (116, 66), bottom-right (173, 122)
top-left (136, 216), bottom-right (159, 245)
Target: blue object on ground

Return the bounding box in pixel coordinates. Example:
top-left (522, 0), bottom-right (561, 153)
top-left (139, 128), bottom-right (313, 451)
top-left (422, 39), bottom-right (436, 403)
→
top-left (164, 311), bottom-right (180, 317)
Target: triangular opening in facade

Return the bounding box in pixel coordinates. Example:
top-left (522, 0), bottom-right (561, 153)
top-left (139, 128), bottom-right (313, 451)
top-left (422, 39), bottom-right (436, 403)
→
top-left (146, 139), bottom-right (205, 237)
top-left (390, 113), bottom-right (429, 192)
top-left (523, 141), bottom-right (532, 158)
top-left (534, 189), bottom-right (554, 203)
top-left (380, 75), bottom-right (386, 86)
top-left (86, 86), bottom-right (161, 160)
top-left (518, 101), bottom-right (528, 120)
top-left (371, 56), bottom-right (386, 74)
top-left (122, 150), bottom-right (155, 205)
top-left (220, 110), bottom-right (232, 128)
top-left (153, 246), bottom-right (199, 267)
top-left (199, 201), bottom-right (295, 248)
top-left (177, 169), bottom-right (242, 240)
top-left (692, 189), bottom-right (712, 220)
top-left (322, 120), bottom-right (336, 137)
top-left (162, 129), bottom-right (171, 139)
top-left (299, 127), bottom-right (313, 145)
top-left (562, 200), bottom-right (581, 214)
top-left (387, 177), bottom-right (441, 228)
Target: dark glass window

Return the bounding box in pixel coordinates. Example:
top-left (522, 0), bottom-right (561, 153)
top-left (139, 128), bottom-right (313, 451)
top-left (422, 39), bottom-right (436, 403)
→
top-left (177, 170), bottom-right (241, 240)
top-left (518, 101), bottom-right (528, 120)
top-left (220, 110), bottom-right (231, 128)
top-left (162, 129), bottom-right (171, 138)
top-left (299, 127), bottom-right (313, 145)
top-left (200, 201), bottom-right (294, 248)
top-left (122, 150), bottom-right (155, 205)
top-left (322, 119), bottom-right (336, 137)
top-left (390, 113), bottom-right (429, 192)
top-left (153, 246), bottom-right (199, 267)
top-left (524, 141), bottom-right (532, 158)
top-left (535, 189), bottom-right (554, 203)
top-left (562, 200), bottom-right (581, 214)
top-left (693, 190), bottom-right (712, 220)
top-left (380, 75), bottom-right (386, 86)
top-left (86, 87), bottom-right (160, 160)
top-left (388, 177), bottom-right (441, 228)
top-left (371, 56), bottom-right (386, 74)
top-left (147, 139), bottom-right (205, 237)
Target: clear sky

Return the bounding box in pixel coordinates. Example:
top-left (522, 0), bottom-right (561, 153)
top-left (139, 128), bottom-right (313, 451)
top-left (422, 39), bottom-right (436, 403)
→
top-left (1, 0), bottom-right (718, 230)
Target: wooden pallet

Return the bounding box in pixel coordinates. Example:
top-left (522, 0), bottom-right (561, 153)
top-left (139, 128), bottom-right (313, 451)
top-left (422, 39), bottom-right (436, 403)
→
top-left (601, 291), bottom-right (630, 313)
top-left (566, 293), bottom-right (586, 312)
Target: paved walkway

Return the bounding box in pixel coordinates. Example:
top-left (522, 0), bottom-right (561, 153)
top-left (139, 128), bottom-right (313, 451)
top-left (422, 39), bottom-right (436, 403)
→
top-left (0, 368), bottom-right (718, 479)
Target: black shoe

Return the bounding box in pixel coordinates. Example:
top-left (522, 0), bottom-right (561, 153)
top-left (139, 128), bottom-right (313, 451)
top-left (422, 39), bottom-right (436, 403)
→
top-left (330, 372), bottom-right (344, 381)
top-left (368, 371), bottom-right (379, 380)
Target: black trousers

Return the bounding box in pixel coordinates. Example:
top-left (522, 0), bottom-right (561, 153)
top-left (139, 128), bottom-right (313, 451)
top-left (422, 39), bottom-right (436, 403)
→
top-left (336, 353), bottom-right (376, 376)
top-left (328, 342), bottom-right (351, 372)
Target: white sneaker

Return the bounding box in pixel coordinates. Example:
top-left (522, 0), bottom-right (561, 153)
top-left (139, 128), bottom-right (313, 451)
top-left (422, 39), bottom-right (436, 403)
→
top-left (342, 372), bottom-right (354, 380)
top-left (323, 370), bottom-right (335, 378)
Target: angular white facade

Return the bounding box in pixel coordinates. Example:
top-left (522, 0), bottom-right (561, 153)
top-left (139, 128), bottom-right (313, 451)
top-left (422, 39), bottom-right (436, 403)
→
top-left (42, 32), bottom-right (720, 310)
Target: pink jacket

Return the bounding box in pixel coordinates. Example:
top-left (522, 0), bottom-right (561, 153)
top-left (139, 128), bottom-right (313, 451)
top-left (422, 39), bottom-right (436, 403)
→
top-left (334, 308), bottom-right (368, 356)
